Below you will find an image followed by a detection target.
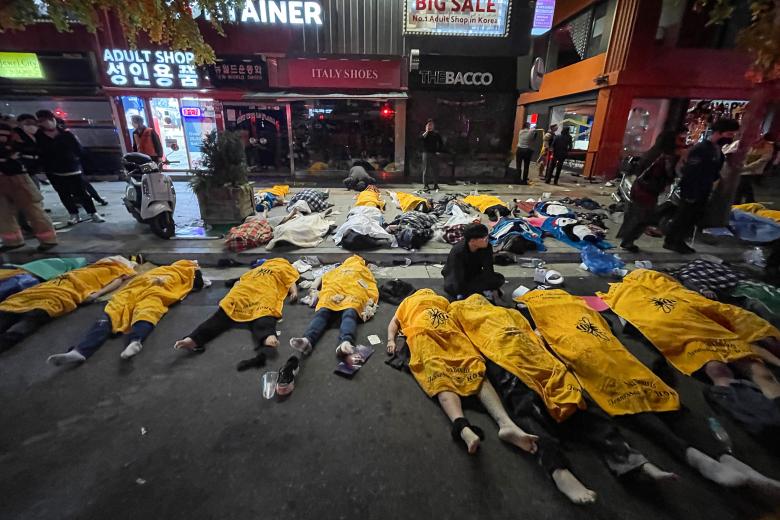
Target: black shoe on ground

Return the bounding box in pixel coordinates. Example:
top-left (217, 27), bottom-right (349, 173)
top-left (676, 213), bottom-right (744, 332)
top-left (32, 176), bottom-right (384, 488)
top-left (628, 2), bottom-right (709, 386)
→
top-left (276, 356), bottom-right (300, 396)
top-left (99, 200), bottom-right (109, 206)
top-left (620, 243), bottom-right (639, 253)
top-left (37, 242), bottom-right (57, 252)
top-left (432, 184), bottom-right (440, 190)
top-left (663, 241), bottom-right (695, 254)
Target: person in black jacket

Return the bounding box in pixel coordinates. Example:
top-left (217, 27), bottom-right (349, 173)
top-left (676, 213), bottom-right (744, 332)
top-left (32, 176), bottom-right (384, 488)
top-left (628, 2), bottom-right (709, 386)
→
top-left (545, 127), bottom-right (572, 185)
top-left (35, 110), bottom-right (105, 225)
top-left (664, 118), bottom-right (739, 254)
top-left (421, 119), bottom-right (444, 191)
top-left (442, 223), bottom-right (504, 300)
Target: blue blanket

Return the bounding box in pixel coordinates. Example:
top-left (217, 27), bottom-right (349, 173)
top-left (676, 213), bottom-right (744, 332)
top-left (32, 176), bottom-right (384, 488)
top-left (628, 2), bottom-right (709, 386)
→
top-left (541, 218), bottom-right (613, 250)
top-left (729, 210), bottom-right (780, 243)
top-left (490, 218), bottom-right (546, 252)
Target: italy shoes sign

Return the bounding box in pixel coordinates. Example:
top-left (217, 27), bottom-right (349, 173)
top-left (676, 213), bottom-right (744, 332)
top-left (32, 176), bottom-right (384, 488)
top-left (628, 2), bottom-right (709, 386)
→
top-left (404, 0), bottom-right (511, 37)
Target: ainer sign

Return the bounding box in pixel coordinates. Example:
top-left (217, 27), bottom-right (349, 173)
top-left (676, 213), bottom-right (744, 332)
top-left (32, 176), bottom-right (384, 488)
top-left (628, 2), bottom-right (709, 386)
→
top-left (420, 70), bottom-right (493, 86)
top-left (192, 1), bottom-right (323, 26)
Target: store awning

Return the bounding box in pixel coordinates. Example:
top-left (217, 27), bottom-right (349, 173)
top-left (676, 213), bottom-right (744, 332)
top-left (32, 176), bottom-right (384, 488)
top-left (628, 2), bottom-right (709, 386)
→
top-left (243, 91), bottom-right (408, 101)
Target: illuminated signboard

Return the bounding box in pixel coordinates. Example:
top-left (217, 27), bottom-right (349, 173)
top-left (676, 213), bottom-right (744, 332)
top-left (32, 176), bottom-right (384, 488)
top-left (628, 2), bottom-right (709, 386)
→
top-left (531, 0), bottom-right (555, 36)
top-left (0, 52), bottom-right (44, 79)
top-left (404, 0), bottom-right (511, 37)
top-left (192, 1), bottom-right (323, 25)
top-left (181, 107), bottom-right (202, 117)
top-left (102, 49), bottom-right (200, 89)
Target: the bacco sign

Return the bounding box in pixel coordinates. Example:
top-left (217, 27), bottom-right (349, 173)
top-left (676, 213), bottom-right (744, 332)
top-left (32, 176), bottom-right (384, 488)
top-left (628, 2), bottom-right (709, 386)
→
top-left (420, 70), bottom-right (493, 86)
top-left (192, 1), bottom-right (323, 25)
top-left (409, 55), bottom-right (516, 92)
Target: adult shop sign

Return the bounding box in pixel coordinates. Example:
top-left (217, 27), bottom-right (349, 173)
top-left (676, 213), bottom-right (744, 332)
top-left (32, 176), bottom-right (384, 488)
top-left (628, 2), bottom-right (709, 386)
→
top-left (404, 0), bottom-right (510, 37)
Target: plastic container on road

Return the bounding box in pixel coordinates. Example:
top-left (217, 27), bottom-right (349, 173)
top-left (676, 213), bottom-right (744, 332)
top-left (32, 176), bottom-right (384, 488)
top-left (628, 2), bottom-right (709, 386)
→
top-left (707, 417), bottom-right (733, 453)
top-left (261, 371), bottom-right (279, 399)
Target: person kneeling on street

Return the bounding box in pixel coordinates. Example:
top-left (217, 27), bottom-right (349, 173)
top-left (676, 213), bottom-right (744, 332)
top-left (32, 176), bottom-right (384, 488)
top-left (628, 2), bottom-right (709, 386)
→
top-left (442, 223), bottom-right (504, 301)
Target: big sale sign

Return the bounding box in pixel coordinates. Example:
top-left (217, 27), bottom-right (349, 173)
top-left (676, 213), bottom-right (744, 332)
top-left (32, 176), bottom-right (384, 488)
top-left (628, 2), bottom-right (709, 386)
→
top-left (404, 0), bottom-right (511, 37)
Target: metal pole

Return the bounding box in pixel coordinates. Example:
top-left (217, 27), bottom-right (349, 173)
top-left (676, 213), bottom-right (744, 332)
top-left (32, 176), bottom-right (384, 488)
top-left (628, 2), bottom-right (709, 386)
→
top-left (285, 102), bottom-right (295, 184)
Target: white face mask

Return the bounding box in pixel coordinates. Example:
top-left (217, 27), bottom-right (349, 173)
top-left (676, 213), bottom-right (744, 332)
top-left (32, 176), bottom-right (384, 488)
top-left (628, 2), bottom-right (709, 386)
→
top-left (22, 124), bottom-right (38, 134)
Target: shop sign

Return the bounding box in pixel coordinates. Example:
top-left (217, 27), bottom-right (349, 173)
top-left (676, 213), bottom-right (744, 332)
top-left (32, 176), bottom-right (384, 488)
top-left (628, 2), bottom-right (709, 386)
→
top-left (287, 59), bottom-right (401, 89)
top-left (531, 0), bottom-right (555, 36)
top-left (101, 49), bottom-right (200, 89)
top-left (192, 1), bottom-right (323, 26)
top-left (207, 57), bottom-right (269, 89)
top-left (404, 0), bottom-right (510, 37)
top-left (0, 52), bottom-right (44, 79)
top-left (409, 55), bottom-right (515, 92)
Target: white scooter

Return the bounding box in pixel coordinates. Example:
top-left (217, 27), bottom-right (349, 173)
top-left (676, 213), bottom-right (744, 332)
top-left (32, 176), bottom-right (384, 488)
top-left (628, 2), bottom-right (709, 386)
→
top-left (122, 152), bottom-right (176, 239)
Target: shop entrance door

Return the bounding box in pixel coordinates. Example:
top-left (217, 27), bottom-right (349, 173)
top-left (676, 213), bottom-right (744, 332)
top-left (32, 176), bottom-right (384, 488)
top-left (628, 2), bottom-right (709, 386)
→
top-left (223, 103), bottom-right (291, 176)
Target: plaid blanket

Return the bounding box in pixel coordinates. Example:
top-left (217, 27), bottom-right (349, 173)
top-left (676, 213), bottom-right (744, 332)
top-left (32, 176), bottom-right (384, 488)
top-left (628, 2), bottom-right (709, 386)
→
top-left (287, 189), bottom-right (331, 213)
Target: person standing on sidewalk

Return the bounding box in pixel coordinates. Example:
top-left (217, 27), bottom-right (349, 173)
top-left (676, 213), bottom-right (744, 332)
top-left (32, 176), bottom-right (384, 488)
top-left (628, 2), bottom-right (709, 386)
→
top-left (537, 124), bottom-right (557, 174)
top-left (35, 110), bottom-right (105, 225)
top-left (545, 127), bottom-right (572, 185)
top-left (421, 119), bottom-right (444, 191)
top-left (617, 130), bottom-right (684, 253)
top-left (515, 122), bottom-right (537, 185)
top-left (664, 118), bottom-right (739, 254)
top-left (131, 115), bottom-right (163, 164)
top-left (0, 121), bottom-right (58, 252)
top-left (14, 114), bottom-right (42, 185)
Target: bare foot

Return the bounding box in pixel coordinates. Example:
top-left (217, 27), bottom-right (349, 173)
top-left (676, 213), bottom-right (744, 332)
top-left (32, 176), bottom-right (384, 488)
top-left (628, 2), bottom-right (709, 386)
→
top-left (460, 427), bottom-right (481, 455)
top-left (720, 454), bottom-right (780, 498)
top-left (552, 469), bottom-right (597, 505)
top-left (641, 463), bottom-right (679, 482)
top-left (686, 448), bottom-right (747, 487)
top-left (264, 336), bottom-right (279, 348)
top-left (498, 424), bottom-right (539, 454)
top-left (174, 337), bottom-right (197, 351)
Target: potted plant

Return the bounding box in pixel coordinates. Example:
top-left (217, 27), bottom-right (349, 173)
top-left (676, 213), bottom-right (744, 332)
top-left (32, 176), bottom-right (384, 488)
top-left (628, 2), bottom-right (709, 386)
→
top-left (191, 130), bottom-right (255, 225)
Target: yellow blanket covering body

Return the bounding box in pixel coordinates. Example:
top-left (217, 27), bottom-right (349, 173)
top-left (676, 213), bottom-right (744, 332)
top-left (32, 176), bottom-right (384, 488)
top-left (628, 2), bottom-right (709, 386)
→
top-left (395, 191), bottom-right (427, 212)
top-left (0, 260), bottom-right (135, 318)
top-left (519, 289), bottom-right (680, 416)
top-left (397, 289), bottom-right (485, 397)
top-left (464, 194), bottom-right (507, 213)
top-left (599, 269), bottom-right (777, 375)
top-left (219, 258), bottom-right (299, 322)
top-left (450, 294), bottom-right (585, 422)
top-left (316, 256), bottom-right (378, 317)
top-left (733, 203), bottom-right (780, 223)
top-left (105, 260), bottom-right (198, 333)
top-left (354, 187), bottom-right (385, 210)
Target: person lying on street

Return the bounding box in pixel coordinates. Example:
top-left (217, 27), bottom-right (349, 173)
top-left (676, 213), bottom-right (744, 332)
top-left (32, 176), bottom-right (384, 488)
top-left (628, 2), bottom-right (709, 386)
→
top-left (174, 258), bottom-right (298, 373)
top-left (0, 256), bottom-right (136, 352)
top-left (48, 260), bottom-right (204, 365)
top-left (282, 255), bottom-right (378, 396)
top-left (386, 289), bottom-right (538, 456)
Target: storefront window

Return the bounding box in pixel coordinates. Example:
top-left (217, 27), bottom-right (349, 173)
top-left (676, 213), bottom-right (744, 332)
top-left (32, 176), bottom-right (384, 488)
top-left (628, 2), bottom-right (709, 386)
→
top-left (544, 1), bottom-right (612, 71)
top-left (223, 104), bottom-right (290, 175)
top-left (180, 98), bottom-right (217, 169)
top-left (673, 0), bottom-right (750, 49)
top-left (149, 97), bottom-right (189, 170)
top-left (622, 98), bottom-right (671, 155)
top-left (683, 99), bottom-right (748, 144)
top-left (290, 99), bottom-right (397, 174)
top-left (549, 101), bottom-right (596, 151)
top-left (119, 96), bottom-right (148, 147)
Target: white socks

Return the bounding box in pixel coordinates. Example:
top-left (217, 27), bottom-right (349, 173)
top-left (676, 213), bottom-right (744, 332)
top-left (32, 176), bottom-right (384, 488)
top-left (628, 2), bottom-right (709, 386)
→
top-left (289, 337), bottom-right (312, 356)
top-left (720, 454), bottom-right (780, 497)
top-left (47, 350), bottom-right (86, 366)
top-left (121, 341), bottom-right (143, 359)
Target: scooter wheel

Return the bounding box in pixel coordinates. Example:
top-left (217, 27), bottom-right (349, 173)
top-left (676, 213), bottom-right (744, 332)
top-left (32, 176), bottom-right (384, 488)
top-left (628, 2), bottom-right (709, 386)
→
top-left (150, 212), bottom-right (175, 239)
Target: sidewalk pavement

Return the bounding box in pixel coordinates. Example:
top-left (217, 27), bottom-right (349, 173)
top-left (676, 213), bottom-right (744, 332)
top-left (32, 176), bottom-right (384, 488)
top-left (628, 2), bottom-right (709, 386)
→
top-left (1, 165), bottom-right (765, 269)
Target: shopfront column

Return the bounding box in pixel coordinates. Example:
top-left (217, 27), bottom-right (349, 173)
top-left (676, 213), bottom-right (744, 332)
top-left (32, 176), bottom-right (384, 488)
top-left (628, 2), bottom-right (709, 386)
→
top-left (585, 85), bottom-right (634, 179)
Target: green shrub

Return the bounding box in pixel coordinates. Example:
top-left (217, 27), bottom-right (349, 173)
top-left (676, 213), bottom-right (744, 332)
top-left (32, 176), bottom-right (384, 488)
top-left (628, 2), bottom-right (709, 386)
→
top-left (190, 130), bottom-right (249, 194)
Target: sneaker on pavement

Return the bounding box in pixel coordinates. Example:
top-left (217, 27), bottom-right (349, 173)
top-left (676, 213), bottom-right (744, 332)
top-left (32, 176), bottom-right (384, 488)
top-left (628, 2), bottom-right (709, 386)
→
top-left (336, 341), bottom-right (355, 357)
top-left (663, 241), bottom-right (695, 254)
top-left (620, 243), bottom-right (640, 253)
top-left (276, 356), bottom-right (300, 396)
top-left (91, 213), bottom-right (106, 223)
top-left (67, 214), bottom-right (79, 226)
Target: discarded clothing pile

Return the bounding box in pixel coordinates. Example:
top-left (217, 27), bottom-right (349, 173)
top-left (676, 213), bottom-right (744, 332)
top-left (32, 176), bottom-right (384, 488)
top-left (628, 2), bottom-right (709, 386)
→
top-left (730, 203), bottom-right (780, 242)
top-left (286, 189), bottom-right (332, 213)
top-left (266, 212), bottom-right (335, 250)
top-left (378, 279), bottom-right (415, 305)
top-left (489, 217), bottom-right (546, 253)
top-left (386, 211), bottom-right (439, 250)
top-left (560, 197), bottom-right (602, 211)
top-left (334, 206), bottom-right (396, 250)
